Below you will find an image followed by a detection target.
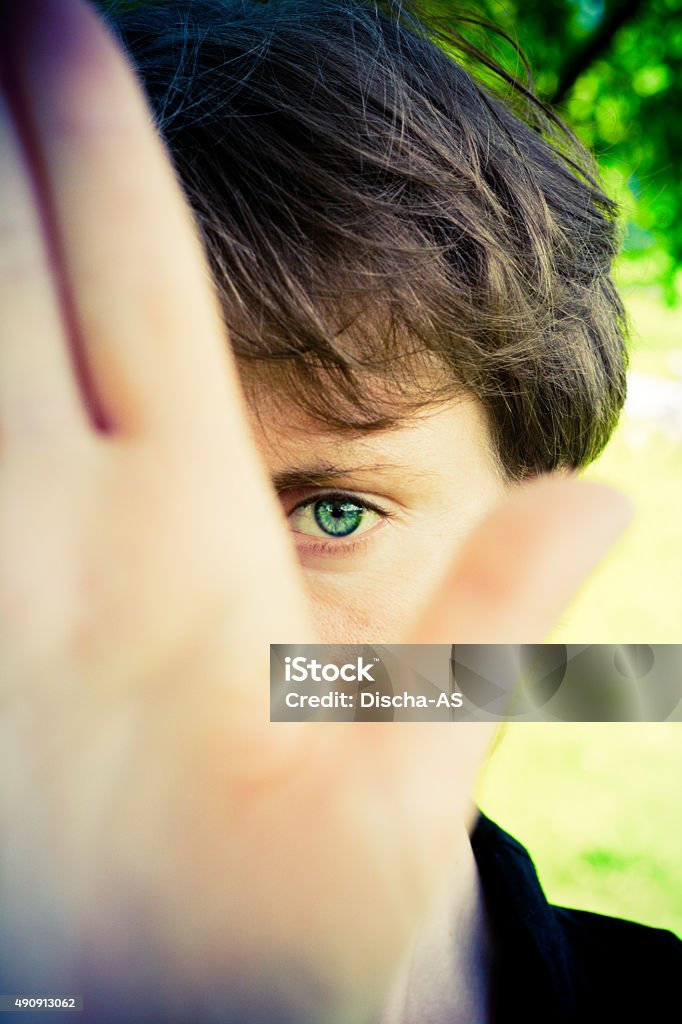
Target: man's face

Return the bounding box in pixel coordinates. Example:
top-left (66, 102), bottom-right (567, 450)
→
top-left (244, 376), bottom-right (513, 642)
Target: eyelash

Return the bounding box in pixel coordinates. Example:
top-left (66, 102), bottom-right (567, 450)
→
top-left (289, 490), bottom-right (394, 552)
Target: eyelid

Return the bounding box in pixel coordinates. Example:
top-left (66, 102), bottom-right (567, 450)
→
top-left (289, 489), bottom-right (395, 520)
top-left (286, 489), bottom-right (395, 555)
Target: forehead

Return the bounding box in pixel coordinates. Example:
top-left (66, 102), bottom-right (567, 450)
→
top-left (241, 364), bottom-right (503, 495)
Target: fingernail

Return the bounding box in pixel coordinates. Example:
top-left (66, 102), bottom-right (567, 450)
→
top-left (574, 481), bottom-right (634, 551)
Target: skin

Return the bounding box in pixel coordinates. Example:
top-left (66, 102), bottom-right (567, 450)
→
top-left (245, 378), bottom-right (511, 644)
top-left (0, 1), bottom-right (633, 1021)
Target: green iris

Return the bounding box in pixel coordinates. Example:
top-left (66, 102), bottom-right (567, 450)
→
top-left (314, 498), bottom-right (365, 537)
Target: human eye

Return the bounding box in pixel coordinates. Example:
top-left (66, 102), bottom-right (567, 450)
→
top-left (288, 491), bottom-right (393, 548)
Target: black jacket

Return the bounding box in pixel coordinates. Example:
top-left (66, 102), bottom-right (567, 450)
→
top-left (471, 813), bottom-right (682, 1022)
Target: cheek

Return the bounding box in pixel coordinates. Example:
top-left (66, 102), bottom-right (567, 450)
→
top-left (311, 601), bottom-right (404, 644)
top-left (303, 562), bottom-right (440, 643)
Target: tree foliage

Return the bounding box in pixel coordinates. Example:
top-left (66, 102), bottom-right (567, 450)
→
top-left (462, 0), bottom-right (682, 301)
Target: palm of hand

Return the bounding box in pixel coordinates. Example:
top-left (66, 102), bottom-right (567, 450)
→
top-left (0, 3), bottom-right (629, 1021)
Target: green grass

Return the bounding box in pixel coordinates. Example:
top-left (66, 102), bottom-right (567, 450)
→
top-left (476, 291), bottom-right (682, 941)
top-left (477, 724), bottom-right (682, 939)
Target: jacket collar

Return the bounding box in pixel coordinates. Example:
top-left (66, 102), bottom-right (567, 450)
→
top-left (470, 813), bottom-right (577, 1023)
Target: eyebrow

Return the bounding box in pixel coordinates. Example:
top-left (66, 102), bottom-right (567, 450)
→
top-left (272, 461), bottom-right (407, 490)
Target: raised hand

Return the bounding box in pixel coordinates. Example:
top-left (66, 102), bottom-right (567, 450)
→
top-left (0, 2), bottom-right (631, 1021)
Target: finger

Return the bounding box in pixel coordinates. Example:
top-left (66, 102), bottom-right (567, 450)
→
top-left (3, 0), bottom-right (238, 440)
top-left (408, 476), bottom-right (633, 644)
top-left (0, 74), bottom-right (88, 445)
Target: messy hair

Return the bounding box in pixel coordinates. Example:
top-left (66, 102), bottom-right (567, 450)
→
top-left (104, 0), bottom-right (628, 479)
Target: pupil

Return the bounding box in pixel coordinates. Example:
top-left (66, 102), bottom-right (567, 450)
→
top-left (314, 499), bottom-right (364, 537)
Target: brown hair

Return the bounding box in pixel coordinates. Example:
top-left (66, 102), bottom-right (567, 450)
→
top-left (105, 0), bottom-right (628, 479)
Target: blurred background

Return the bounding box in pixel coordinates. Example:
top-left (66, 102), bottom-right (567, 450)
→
top-left (468, 0), bottom-right (682, 940)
